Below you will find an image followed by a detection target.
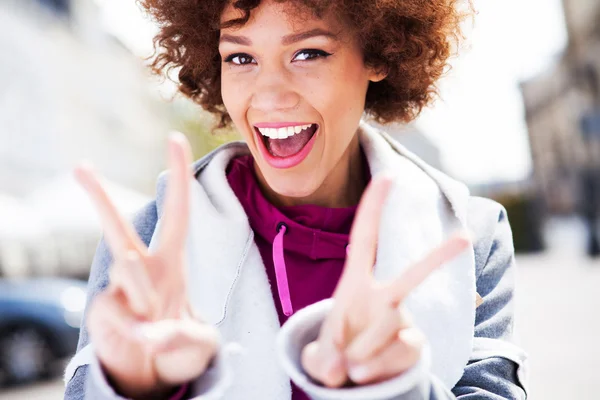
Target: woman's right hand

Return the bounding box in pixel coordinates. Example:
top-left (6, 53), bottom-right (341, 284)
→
top-left (75, 133), bottom-right (219, 400)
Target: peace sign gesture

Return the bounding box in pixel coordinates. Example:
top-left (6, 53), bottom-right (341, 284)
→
top-left (301, 174), bottom-right (469, 387)
top-left (76, 133), bottom-right (219, 399)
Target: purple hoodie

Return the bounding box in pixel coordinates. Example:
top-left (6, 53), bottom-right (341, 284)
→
top-left (226, 155), bottom-right (359, 399)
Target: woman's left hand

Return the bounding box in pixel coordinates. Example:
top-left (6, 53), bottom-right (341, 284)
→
top-left (301, 174), bottom-right (470, 387)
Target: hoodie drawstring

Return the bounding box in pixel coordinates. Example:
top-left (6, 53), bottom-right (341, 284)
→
top-left (273, 222), bottom-right (293, 316)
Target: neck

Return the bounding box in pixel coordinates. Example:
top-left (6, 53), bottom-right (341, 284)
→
top-left (257, 135), bottom-right (368, 208)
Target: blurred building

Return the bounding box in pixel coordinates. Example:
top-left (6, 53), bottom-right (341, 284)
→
top-left (520, 0), bottom-right (600, 214)
top-left (0, 0), bottom-right (170, 277)
top-left (0, 0), bottom-right (170, 198)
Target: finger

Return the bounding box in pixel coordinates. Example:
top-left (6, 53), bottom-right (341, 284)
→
top-left (158, 132), bottom-right (193, 254)
top-left (385, 231), bottom-right (470, 306)
top-left (345, 306), bottom-right (412, 364)
top-left (139, 319), bottom-right (220, 384)
top-left (109, 251), bottom-right (159, 319)
top-left (336, 173), bottom-right (393, 298)
top-left (74, 164), bottom-right (145, 260)
top-left (301, 340), bottom-right (347, 388)
top-left (87, 290), bottom-right (140, 348)
top-left (318, 299), bottom-right (349, 347)
top-left (347, 328), bottom-right (424, 385)
top-left (141, 319), bottom-right (220, 354)
top-left (318, 175), bottom-right (393, 359)
top-left (302, 302), bottom-right (348, 387)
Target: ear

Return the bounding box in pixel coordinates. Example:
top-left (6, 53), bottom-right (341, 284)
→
top-left (368, 65), bottom-right (388, 83)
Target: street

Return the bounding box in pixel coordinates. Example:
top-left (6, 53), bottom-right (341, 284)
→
top-left (515, 251), bottom-right (600, 399)
top-left (1, 251), bottom-right (599, 399)
top-left (0, 379), bottom-right (64, 400)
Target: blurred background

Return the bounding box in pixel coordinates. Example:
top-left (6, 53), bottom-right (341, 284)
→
top-left (0, 0), bottom-right (598, 398)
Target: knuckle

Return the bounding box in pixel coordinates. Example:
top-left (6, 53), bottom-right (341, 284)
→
top-left (301, 342), bottom-right (321, 377)
top-left (346, 345), bottom-right (368, 364)
top-left (406, 342), bottom-right (421, 364)
top-left (397, 330), bottom-right (423, 365)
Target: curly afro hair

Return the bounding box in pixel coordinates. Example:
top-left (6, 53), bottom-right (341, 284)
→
top-left (139, 0), bottom-right (473, 128)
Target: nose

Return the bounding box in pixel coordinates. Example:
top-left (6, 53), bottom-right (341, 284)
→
top-left (250, 64), bottom-right (301, 113)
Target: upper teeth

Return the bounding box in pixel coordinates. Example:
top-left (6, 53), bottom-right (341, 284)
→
top-left (257, 124), bottom-right (313, 139)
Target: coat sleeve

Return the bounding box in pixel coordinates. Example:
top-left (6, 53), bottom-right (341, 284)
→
top-left (63, 201), bottom-right (158, 400)
top-left (275, 197), bottom-right (529, 400)
top-left (63, 201), bottom-right (231, 400)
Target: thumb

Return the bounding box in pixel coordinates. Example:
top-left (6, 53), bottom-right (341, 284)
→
top-left (135, 319), bottom-right (220, 354)
top-left (301, 306), bottom-right (349, 388)
top-left (134, 319), bottom-right (220, 385)
top-left (302, 340), bottom-right (347, 388)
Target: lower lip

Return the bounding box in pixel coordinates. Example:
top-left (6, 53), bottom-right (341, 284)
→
top-left (254, 126), bottom-right (319, 169)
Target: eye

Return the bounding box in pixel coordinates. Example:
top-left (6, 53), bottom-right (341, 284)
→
top-left (293, 49), bottom-right (332, 62)
top-left (223, 53), bottom-right (256, 65)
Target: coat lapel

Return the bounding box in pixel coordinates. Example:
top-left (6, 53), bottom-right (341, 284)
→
top-left (150, 145), bottom-right (291, 399)
top-left (360, 123), bottom-right (476, 389)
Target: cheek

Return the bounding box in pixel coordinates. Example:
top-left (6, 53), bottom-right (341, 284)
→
top-left (221, 77), bottom-right (240, 118)
top-left (221, 75), bottom-right (252, 135)
top-left (309, 59), bottom-right (370, 139)
top-left (333, 60), bottom-right (370, 112)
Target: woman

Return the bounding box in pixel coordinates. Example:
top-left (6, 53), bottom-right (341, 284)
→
top-left (64, 0), bottom-right (528, 399)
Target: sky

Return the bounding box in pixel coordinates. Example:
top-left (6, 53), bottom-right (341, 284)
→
top-left (94, 0), bottom-right (568, 185)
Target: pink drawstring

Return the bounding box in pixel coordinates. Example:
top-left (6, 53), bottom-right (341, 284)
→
top-left (273, 223), bottom-right (293, 316)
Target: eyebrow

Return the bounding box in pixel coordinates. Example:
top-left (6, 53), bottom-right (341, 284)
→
top-left (219, 28), bottom-right (338, 46)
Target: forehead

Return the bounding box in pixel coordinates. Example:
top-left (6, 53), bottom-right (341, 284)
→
top-left (220, 0), bottom-right (344, 34)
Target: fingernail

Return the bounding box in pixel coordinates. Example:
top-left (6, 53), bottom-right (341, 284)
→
top-left (348, 365), bottom-right (371, 383)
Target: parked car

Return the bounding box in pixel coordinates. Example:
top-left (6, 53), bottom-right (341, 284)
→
top-left (0, 277), bottom-right (86, 386)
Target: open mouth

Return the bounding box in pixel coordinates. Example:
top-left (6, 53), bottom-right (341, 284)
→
top-left (253, 123), bottom-right (319, 169)
top-left (255, 123), bottom-right (318, 158)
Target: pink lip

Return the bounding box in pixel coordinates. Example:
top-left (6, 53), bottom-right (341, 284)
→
top-left (254, 122), bottom-right (314, 129)
top-left (254, 125), bottom-right (319, 169)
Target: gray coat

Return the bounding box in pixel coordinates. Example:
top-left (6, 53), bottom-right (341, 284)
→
top-left (64, 122), bottom-right (528, 399)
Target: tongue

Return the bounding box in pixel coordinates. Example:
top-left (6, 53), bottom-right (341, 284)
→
top-left (267, 127), bottom-right (314, 158)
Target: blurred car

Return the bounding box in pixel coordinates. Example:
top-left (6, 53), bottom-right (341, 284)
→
top-left (0, 277), bottom-right (87, 386)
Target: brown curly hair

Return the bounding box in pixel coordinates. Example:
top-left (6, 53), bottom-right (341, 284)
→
top-left (139, 0), bottom-right (473, 128)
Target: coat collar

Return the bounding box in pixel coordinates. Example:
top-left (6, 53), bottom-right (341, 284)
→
top-left (359, 123), bottom-right (475, 387)
top-left (149, 122), bottom-right (476, 397)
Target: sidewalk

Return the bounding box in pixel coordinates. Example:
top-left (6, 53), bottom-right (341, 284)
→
top-left (515, 251), bottom-right (600, 400)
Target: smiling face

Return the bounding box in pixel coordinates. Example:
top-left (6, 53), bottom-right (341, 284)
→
top-left (219, 1), bottom-right (384, 206)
